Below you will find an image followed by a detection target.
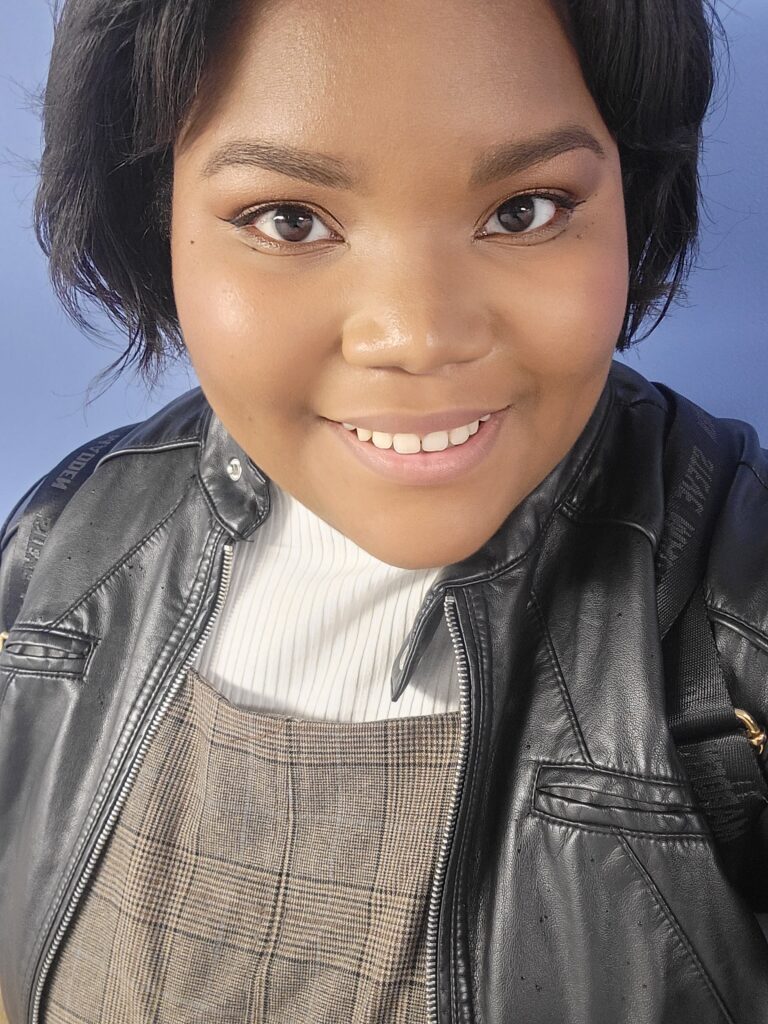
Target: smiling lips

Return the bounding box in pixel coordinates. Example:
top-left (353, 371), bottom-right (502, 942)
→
top-left (336, 407), bottom-right (498, 435)
top-left (339, 414), bottom-right (492, 454)
top-left (328, 403), bottom-right (509, 485)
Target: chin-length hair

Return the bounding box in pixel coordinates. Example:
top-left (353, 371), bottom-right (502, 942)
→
top-left (33, 0), bottom-right (726, 387)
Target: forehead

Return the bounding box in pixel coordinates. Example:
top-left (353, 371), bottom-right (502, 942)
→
top-left (178, 0), bottom-right (600, 171)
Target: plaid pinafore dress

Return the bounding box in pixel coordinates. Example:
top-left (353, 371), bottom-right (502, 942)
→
top-left (42, 666), bottom-right (460, 1022)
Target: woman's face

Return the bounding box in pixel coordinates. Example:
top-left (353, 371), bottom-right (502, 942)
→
top-left (172, 0), bottom-right (629, 569)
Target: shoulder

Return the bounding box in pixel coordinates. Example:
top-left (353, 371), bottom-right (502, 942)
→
top-left (703, 414), bottom-right (768, 649)
top-left (607, 359), bottom-right (768, 509)
top-left (631, 364), bottom-right (768, 710)
top-left (603, 361), bottom-right (768, 624)
top-left (703, 428), bottom-right (768, 735)
top-left (605, 360), bottom-right (768, 713)
top-left (91, 385), bottom-right (211, 465)
top-left (0, 386), bottom-right (212, 632)
top-left (1, 387), bottom-right (210, 544)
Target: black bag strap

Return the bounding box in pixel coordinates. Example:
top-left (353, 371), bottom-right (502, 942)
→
top-left (0, 423), bottom-right (136, 633)
top-left (654, 382), bottom-right (768, 894)
top-left (664, 584), bottom-right (768, 895)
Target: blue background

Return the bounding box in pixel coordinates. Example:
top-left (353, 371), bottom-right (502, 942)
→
top-left (1, 0), bottom-right (766, 515)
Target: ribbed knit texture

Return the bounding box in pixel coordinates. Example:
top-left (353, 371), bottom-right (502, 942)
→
top-left (194, 482), bottom-right (459, 721)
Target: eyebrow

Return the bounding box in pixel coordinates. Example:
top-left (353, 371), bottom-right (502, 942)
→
top-left (200, 123), bottom-right (606, 191)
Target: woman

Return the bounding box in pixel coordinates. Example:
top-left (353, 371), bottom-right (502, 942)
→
top-left (1, 0), bottom-right (767, 1021)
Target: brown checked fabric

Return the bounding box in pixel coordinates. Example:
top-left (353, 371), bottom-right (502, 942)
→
top-left (43, 666), bottom-right (460, 1023)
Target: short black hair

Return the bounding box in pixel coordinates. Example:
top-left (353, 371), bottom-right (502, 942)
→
top-left (33, 0), bottom-right (727, 386)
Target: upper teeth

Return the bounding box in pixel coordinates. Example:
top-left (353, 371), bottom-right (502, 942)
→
top-left (340, 413), bottom-right (492, 453)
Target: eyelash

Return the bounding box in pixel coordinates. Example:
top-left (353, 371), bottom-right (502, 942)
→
top-left (228, 191), bottom-right (585, 250)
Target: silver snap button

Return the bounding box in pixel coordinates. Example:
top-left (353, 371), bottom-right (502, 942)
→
top-left (226, 457), bottom-right (243, 482)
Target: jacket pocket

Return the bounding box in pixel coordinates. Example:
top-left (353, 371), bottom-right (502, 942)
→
top-left (0, 626), bottom-right (95, 678)
top-left (533, 762), bottom-right (708, 837)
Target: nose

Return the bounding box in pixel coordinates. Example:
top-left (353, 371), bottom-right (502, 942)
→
top-left (341, 267), bottom-right (493, 375)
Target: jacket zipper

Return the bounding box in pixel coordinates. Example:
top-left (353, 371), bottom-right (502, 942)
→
top-left (29, 539), bottom-right (235, 1024)
top-left (426, 589), bottom-right (473, 1024)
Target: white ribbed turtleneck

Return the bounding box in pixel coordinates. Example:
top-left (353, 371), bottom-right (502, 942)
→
top-left (193, 480), bottom-right (459, 721)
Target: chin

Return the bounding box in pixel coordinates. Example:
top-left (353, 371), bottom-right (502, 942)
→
top-left (364, 534), bottom-right (482, 571)
top-left (383, 554), bottom-right (448, 571)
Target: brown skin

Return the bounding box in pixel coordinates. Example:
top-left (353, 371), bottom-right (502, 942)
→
top-left (172, 0), bottom-right (629, 569)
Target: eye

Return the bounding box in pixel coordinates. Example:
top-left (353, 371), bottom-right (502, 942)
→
top-left (230, 202), bottom-right (339, 248)
top-left (477, 192), bottom-right (581, 240)
top-left (229, 192), bottom-right (582, 251)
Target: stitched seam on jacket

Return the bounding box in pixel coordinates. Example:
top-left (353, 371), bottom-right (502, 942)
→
top-left (536, 783), bottom-right (697, 812)
top-left (528, 591), bottom-right (591, 763)
top-left (529, 809), bottom-right (709, 841)
top-left (1, 670), bottom-right (87, 682)
top-left (737, 457), bottom-right (768, 492)
top-left (99, 436), bottom-right (200, 456)
top-left (48, 493), bottom-right (187, 626)
top-left (708, 606), bottom-right (768, 655)
top-left (552, 385), bottom-right (618, 514)
top-left (561, 394), bottom-right (665, 517)
top-left (197, 477), bottom-right (223, 528)
top-left (614, 395), bottom-right (668, 413)
top-left (4, 629), bottom-right (99, 679)
top-left (556, 508), bottom-right (659, 550)
top-left (195, 408), bottom-right (221, 518)
top-left (23, 520), bottom-right (221, 1006)
top-left (116, 434), bottom-right (199, 448)
top-left (529, 763), bottom-right (705, 830)
top-left (0, 668), bottom-right (16, 715)
top-left (617, 833), bottom-right (737, 1022)
top-left (534, 759), bottom-right (694, 788)
top-left (8, 625), bottom-right (98, 645)
top-left (95, 440), bottom-right (200, 472)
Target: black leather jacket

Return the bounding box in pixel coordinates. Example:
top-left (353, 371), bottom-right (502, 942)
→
top-left (2, 360), bottom-right (768, 1024)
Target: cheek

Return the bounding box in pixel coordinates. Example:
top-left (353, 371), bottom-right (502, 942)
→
top-left (172, 229), bottom-right (252, 369)
top-left (171, 233), bottom-right (326, 414)
top-left (503, 195), bottom-right (629, 379)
